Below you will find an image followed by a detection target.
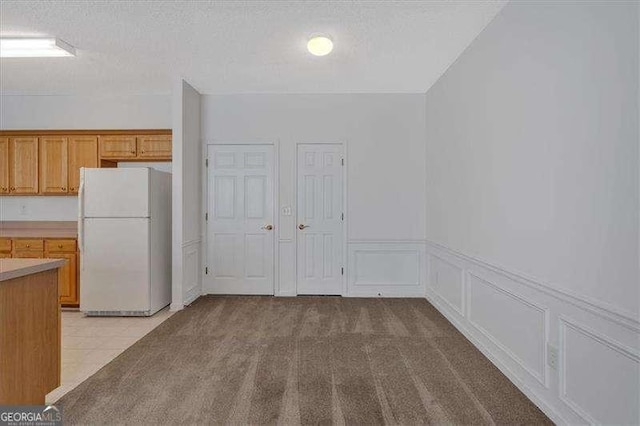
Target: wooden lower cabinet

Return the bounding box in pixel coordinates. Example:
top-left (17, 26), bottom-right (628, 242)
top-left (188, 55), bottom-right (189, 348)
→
top-left (44, 239), bottom-right (78, 306)
top-left (12, 250), bottom-right (44, 259)
top-left (0, 238), bottom-right (11, 256)
top-left (45, 252), bottom-right (77, 305)
top-left (6, 237), bottom-right (79, 306)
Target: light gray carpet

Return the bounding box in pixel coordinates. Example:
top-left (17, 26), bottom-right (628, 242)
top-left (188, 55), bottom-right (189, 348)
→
top-left (57, 296), bottom-right (552, 425)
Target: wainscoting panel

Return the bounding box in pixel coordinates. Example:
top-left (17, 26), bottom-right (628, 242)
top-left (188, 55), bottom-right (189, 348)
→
top-left (348, 241), bottom-right (425, 297)
top-left (429, 254), bottom-right (465, 316)
top-left (560, 317), bottom-right (640, 425)
top-left (467, 273), bottom-right (548, 386)
top-left (182, 239), bottom-right (201, 305)
top-left (425, 240), bottom-right (640, 425)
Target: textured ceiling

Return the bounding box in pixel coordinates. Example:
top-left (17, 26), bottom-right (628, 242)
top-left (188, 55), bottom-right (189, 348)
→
top-left (0, 1), bottom-right (506, 95)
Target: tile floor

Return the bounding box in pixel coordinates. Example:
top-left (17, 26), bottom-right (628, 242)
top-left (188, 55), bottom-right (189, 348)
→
top-left (45, 308), bottom-right (174, 404)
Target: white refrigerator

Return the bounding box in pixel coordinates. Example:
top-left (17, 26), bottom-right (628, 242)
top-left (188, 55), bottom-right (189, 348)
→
top-left (79, 167), bottom-right (171, 316)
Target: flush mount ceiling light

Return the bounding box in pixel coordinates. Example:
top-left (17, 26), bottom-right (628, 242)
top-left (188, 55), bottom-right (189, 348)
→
top-left (307, 35), bottom-right (333, 56)
top-left (0, 38), bottom-right (76, 57)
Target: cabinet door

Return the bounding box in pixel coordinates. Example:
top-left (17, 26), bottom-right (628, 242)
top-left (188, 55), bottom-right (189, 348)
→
top-left (46, 252), bottom-right (77, 305)
top-left (137, 135), bottom-right (172, 159)
top-left (0, 138), bottom-right (9, 194)
top-left (68, 136), bottom-right (98, 193)
top-left (0, 238), bottom-right (11, 252)
top-left (40, 137), bottom-right (68, 194)
top-left (9, 137), bottom-right (38, 194)
top-left (99, 136), bottom-right (137, 158)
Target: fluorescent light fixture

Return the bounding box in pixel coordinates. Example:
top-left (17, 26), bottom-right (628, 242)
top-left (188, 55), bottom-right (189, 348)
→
top-left (307, 35), bottom-right (333, 56)
top-left (0, 38), bottom-right (76, 57)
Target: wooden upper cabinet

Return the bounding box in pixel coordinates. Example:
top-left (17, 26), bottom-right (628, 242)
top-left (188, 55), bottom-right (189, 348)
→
top-left (137, 135), bottom-right (171, 159)
top-left (0, 138), bottom-right (9, 195)
top-left (99, 135), bottom-right (137, 158)
top-left (68, 136), bottom-right (98, 193)
top-left (40, 137), bottom-right (68, 194)
top-left (9, 137), bottom-right (38, 194)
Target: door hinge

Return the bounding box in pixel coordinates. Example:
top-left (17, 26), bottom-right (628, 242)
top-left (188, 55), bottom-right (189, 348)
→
top-left (205, 158), bottom-right (209, 167)
top-left (341, 267), bottom-right (344, 275)
top-left (205, 212), bottom-right (208, 221)
top-left (341, 158), bottom-right (344, 166)
top-left (205, 267), bottom-right (208, 275)
top-left (341, 212), bottom-right (344, 221)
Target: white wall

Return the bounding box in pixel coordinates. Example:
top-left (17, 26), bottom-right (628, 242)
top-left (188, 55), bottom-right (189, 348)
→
top-left (0, 94), bottom-right (171, 130)
top-left (0, 94), bottom-right (171, 222)
top-left (424, 1), bottom-right (639, 424)
top-left (171, 80), bottom-right (202, 309)
top-left (202, 94), bottom-right (427, 296)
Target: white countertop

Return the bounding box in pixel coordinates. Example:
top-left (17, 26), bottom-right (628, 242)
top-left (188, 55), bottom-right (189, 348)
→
top-left (0, 258), bottom-right (66, 282)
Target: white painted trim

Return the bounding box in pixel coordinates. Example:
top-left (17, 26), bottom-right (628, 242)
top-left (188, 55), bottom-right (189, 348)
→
top-left (294, 141), bottom-right (348, 296)
top-left (203, 141), bottom-right (279, 296)
top-left (466, 271), bottom-right (549, 388)
top-left (426, 240), bottom-right (639, 332)
top-left (558, 315), bottom-right (640, 424)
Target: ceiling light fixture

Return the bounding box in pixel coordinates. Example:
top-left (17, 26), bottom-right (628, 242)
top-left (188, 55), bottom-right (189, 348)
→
top-left (307, 35), bottom-right (333, 56)
top-left (0, 38), bottom-right (76, 58)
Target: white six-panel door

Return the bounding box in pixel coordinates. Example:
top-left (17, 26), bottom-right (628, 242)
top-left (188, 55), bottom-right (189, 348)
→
top-left (296, 144), bottom-right (344, 295)
top-left (206, 145), bottom-right (275, 294)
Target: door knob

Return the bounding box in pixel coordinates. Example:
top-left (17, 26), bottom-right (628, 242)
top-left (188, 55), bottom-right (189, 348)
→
top-left (298, 224), bottom-right (309, 230)
top-left (262, 224), bottom-right (274, 230)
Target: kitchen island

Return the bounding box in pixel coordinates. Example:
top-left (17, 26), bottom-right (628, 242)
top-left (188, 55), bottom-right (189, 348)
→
top-left (0, 258), bottom-right (65, 405)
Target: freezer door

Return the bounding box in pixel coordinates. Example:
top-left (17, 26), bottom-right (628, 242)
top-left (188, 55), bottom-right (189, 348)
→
top-left (83, 168), bottom-right (150, 218)
top-left (80, 218), bottom-right (150, 313)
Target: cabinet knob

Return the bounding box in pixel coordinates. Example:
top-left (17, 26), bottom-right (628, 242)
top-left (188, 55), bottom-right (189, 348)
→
top-left (141, 150), bottom-right (145, 154)
top-left (62, 187), bottom-right (66, 191)
top-left (131, 150), bottom-right (135, 154)
top-left (26, 244), bottom-right (30, 248)
top-left (58, 244), bottom-right (63, 248)
top-left (10, 187), bottom-right (15, 191)
top-left (70, 187), bottom-right (75, 191)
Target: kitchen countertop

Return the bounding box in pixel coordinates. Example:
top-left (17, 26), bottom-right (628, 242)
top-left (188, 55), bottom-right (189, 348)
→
top-left (0, 258), bottom-right (66, 282)
top-left (0, 221), bottom-right (78, 238)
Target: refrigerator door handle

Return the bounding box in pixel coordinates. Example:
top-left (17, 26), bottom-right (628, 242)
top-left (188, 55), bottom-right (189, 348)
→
top-left (78, 168), bottom-right (85, 260)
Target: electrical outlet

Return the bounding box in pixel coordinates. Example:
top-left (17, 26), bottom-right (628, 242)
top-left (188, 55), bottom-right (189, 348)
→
top-left (547, 344), bottom-right (558, 370)
top-left (19, 204), bottom-right (28, 216)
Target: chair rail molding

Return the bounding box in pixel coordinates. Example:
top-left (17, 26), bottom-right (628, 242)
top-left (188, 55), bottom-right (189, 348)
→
top-left (425, 239), bottom-right (639, 331)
